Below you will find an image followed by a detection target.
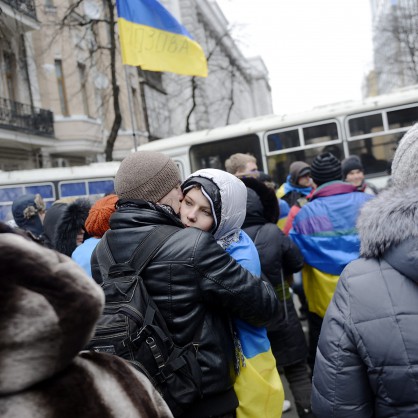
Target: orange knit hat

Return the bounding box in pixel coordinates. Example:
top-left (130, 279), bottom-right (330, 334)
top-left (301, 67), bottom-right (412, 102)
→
top-left (84, 194), bottom-right (118, 238)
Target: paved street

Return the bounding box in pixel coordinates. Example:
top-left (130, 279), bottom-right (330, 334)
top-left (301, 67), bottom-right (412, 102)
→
top-left (281, 372), bottom-right (299, 418)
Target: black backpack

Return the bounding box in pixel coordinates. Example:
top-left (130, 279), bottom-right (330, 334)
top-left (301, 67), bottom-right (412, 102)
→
top-left (86, 226), bottom-right (203, 417)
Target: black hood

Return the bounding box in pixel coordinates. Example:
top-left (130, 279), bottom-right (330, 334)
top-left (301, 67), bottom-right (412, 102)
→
top-left (241, 177), bottom-right (279, 227)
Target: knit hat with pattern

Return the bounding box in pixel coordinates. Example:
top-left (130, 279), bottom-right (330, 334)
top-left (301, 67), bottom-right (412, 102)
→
top-left (115, 151), bottom-right (180, 202)
top-left (391, 123), bottom-right (418, 189)
top-left (84, 194), bottom-right (118, 238)
top-left (310, 152), bottom-right (342, 186)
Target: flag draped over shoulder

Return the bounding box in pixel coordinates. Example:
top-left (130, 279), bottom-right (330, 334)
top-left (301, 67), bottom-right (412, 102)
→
top-left (227, 233), bottom-right (284, 418)
top-left (116, 0), bottom-right (208, 77)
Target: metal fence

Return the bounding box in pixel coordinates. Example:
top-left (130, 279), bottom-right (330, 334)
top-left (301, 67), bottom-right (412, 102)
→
top-left (0, 97), bottom-right (54, 137)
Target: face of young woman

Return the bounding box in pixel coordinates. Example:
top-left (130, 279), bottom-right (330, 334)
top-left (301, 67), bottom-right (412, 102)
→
top-left (345, 169), bottom-right (364, 187)
top-left (180, 187), bottom-right (214, 232)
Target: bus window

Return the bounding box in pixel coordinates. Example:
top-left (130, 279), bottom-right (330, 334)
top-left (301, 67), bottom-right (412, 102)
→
top-left (174, 160), bottom-right (185, 180)
top-left (267, 129), bottom-right (299, 152)
top-left (303, 122), bottom-right (339, 145)
top-left (387, 106), bottom-right (418, 129)
top-left (267, 143), bottom-right (344, 185)
top-left (0, 186), bottom-right (24, 203)
top-left (26, 184), bottom-right (54, 199)
top-left (348, 113), bottom-right (384, 137)
top-left (189, 134), bottom-right (262, 173)
top-left (0, 205), bottom-right (12, 221)
top-left (347, 133), bottom-right (401, 176)
top-left (88, 179), bottom-right (115, 195)
top-left (0, 183), bottom-right (55, 221)
top-left (0, 186), bottom-right (24, 222)
top-left (59, 182), bottom-right (87, 197)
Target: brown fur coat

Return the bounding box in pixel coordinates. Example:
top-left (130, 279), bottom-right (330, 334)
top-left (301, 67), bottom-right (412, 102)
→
top-left (0, 227), bottom-right (173, 418)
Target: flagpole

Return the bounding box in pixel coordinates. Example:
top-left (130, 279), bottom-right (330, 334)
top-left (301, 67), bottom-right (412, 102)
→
top-left (124, 66), bottom-right (138, 151)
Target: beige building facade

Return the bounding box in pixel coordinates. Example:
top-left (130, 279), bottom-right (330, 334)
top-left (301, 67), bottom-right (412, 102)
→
top-left (0, 0), bottom-right (272, 170)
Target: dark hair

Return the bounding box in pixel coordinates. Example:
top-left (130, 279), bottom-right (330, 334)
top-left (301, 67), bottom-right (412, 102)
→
top-left (240, 177), bottom-right (279, 223)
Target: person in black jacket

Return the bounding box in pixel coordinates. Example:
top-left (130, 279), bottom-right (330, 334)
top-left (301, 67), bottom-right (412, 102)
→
top-left (91, 151), bottom-right (279, 418)
top-left (241, 176), bottom-right (314, 418)
top-left (42, 197), bottom-right (91, 256)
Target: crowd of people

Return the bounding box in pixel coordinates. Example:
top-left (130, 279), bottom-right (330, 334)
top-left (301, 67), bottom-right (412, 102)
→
top-left (2, 122), bottom-right (418, 418)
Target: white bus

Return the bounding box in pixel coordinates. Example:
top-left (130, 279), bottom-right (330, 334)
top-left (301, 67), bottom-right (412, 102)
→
top-left (1, 87), bottom-right (417, 221)
top-left (137, 86), bottom-right (418, 190)
top-left (0, 162), bottom-right (120, 221)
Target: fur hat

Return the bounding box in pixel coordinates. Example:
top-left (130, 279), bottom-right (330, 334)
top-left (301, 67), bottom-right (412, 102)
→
top-left (289, 161), bottom-right (311, 186)
top-left (342, 155), bottom-right (364, 179)
top-left (310, 152), bottom-right (342, 186)
top-left (12, 193), bottom-right (45, 238)
top-left (53, 198), bottom-right (91, 256)
top-left (0, 224), bottom-right (104, 393)
top-left (391, 123), bottom-right (418, 188)
top-left (115, 151), bottom-right (180, 202)
top-left (84, 194), bottom-right (118, 238)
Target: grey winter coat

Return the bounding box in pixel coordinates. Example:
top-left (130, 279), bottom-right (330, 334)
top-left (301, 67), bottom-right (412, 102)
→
top-left (312, 186), bottom-right (418, 418)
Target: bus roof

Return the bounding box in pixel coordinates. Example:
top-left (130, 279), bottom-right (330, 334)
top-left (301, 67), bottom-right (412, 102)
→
top-left (0, 162), bottom-right (121, 185)
top-left (137, 86), bottom-right (418, 153)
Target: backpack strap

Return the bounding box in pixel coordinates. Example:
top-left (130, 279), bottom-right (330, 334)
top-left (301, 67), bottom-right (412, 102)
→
top-left (127, 225), bottom-right (179, 275)
top-left (94, 232), bottom-right (116, 281)
top-left (96, 225), bottom-right (179, 282)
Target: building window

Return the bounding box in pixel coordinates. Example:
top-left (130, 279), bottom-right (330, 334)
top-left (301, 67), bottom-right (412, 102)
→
top-left (54, 59), bottom-right (69, 116)
top-left (138, 69), bottom-right (164, 92)
top-left (78, 63), bottom-right (90, 116)
top-left (3, 53), bottom-right (16, 101)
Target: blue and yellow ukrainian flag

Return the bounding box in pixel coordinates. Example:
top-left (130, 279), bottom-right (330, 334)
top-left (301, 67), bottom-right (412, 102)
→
top-left (290, 184), bottom-right (373, 317)
top-left (227, 232), bottom-right (284, 418)
top-left (116, 0), bottom-right (208, 77)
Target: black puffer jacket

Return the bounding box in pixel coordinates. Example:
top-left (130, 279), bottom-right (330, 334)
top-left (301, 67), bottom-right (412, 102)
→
top-left (241, 178), bottom-right (306, 366)
top-left (91, 200), bottom-right (279, 417)
top-left (312, 186), bottom-right (418, 417)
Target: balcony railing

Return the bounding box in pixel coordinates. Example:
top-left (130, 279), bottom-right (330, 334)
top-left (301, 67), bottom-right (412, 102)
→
top-left (0, 97), bottom-right (54, 137)
top-left (1, 0), bottom-right (37, 20)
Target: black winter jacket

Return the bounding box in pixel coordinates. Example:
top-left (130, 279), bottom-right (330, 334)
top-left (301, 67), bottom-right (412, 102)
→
top-left (241, 180), bottom-right (306, 366)
top-left (312, 186), bottom-right (418, 417)
top-left (91, 200), bottom-right (279, 417)
top-left (241, 181), bottom-right (303, 285)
